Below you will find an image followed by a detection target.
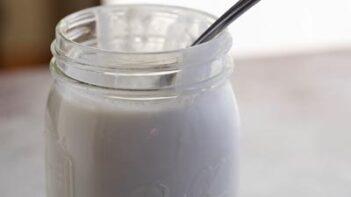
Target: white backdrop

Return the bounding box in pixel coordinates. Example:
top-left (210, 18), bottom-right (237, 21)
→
top-left (102, 0), bottom-right (351, 58)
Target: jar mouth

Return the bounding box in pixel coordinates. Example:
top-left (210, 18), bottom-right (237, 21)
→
top-left (51, 4), bottom-right (233, 92)
top-left (55, 4), bottom-right (231, 57)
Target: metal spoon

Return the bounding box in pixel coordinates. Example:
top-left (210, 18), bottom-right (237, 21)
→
top-left (191, 0), bottom-right (261, 46)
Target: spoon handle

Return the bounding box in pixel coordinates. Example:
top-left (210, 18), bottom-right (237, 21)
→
top-left (191, 0), bottom-right (261, 46)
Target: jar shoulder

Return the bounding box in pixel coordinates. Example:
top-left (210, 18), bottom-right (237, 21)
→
top-left (46, 81), bottom-right (237, 115)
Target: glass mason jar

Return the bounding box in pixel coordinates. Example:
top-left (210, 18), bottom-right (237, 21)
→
top-left (46, 4), bottom-right (239, 197)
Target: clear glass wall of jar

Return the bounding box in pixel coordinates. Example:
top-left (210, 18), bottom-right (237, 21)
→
top-left (46, 4), bottom-right (239, 197)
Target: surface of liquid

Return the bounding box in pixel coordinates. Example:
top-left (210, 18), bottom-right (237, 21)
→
top-left (45, 82), bottom-right (239, 197)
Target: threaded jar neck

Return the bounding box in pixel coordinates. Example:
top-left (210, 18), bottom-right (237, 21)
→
top-left (51, 4), bottom-right (233, 92)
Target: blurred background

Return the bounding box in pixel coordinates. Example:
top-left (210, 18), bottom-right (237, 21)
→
top-left (0, 0), bottom-right (99, 71)
top-left (1, 1), bottom-right (351, 197)
top-left (1, 0), bottom-right (351, 71)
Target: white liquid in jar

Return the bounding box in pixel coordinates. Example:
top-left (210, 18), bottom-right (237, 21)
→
top-left (45, 83), bottom-right (238, 197)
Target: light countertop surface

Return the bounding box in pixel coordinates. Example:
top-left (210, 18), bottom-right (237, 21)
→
top-left (1, 50), bottom-right (351, 197)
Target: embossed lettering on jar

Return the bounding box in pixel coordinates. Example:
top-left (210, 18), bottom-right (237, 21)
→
top-left (46, 4), bottom-right (239, 197)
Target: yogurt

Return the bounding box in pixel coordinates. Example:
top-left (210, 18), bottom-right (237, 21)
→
top-left (45, 82), bottom-right (238, 197)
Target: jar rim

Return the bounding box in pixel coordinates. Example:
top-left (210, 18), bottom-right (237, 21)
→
top-left (55, 4), bottom-right (232, 57)
top-left (51, 4), bottom-right (233, 93)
